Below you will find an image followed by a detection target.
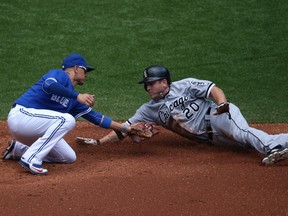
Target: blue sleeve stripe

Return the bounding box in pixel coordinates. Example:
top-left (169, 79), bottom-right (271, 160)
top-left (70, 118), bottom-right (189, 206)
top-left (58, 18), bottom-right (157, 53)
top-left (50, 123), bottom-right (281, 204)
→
top-left (75, 107), bottom-right (92, 119)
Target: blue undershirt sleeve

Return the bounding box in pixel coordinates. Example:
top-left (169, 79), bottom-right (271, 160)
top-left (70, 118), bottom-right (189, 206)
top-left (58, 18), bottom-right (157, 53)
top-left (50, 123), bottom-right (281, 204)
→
top-left (43, 78), bottom-right (79, 99)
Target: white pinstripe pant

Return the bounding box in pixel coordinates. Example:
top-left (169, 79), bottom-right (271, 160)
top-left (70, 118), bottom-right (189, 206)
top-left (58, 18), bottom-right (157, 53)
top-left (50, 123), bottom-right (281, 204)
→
top-left (7, 105), bottom-right (76, 165)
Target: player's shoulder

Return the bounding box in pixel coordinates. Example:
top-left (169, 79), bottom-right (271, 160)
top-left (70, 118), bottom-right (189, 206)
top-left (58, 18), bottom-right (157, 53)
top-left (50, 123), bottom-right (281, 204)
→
top-left (45, 69), bottom-right (66, 76)
top-left (139, 100), bottom-right (153, 108)
top-left (43, 69), bottom-right (69, 80)
top-left (172, 77), bottom-right (193, 84)
top-left (138, 99), bottom-right (159, 110)
top-left (172, 77), bottom-right (213, 86)
top-left (171, 78), bottom-right (195, 88)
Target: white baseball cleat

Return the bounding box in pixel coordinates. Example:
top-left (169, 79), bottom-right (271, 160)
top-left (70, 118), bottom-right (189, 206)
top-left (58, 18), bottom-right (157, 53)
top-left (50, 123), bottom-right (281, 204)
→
top-left (19, 158), bottom-right (48, 175)
top-left (262, 147), bottom-right (288, 165)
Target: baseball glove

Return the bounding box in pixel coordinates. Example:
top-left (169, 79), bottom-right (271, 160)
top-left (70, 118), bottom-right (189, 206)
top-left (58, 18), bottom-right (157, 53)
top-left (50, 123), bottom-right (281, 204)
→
top-left (128, 122), bottom-right (159, 142)
top-left (75, 137), bottom-right (99, 145)
top-left (213, 102), bottom-right (230, 115)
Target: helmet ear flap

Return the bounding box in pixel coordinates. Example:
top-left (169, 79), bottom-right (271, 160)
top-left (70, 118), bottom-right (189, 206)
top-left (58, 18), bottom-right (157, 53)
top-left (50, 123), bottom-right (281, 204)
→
top-left (144, 83), bottom-right (148, 91)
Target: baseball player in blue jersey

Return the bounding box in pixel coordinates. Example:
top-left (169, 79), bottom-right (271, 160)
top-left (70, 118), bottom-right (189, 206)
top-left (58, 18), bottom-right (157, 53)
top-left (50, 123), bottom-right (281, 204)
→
top-left (2, 53), bottom-right (147, 175)
top-left (77, 65), bottom-right (288, 165)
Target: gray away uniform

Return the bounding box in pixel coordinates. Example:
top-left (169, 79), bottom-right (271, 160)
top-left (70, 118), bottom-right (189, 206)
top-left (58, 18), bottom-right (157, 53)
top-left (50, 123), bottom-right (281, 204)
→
top-left (127, 78), bottom-right (288, 155)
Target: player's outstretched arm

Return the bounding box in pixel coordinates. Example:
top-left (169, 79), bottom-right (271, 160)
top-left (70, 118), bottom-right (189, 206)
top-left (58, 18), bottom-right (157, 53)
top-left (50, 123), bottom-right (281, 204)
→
top-left (76, 122), bottom-right (158, 145)
top-left (75, 130), bottom-right (121, 145)
top-left (100, 130), bottom-right (124, 144)
top-left (78, 121), bottom-right (130, 145)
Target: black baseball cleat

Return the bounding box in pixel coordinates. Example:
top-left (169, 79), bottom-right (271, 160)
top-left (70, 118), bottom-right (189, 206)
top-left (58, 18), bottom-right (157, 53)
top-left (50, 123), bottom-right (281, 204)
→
top-left (2, 140), bottom-right (16, 160)
top-left (262, 146), bottom-right (288, 165)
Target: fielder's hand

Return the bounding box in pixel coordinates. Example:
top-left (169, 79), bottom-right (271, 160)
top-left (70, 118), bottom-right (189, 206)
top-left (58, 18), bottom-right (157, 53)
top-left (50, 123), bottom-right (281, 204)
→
top-left (75, 137), bottom-right (99, 145)
top-left (213, 102), bottom-right (230, 115)
top-left (77, 94), bottom-right (95, 107)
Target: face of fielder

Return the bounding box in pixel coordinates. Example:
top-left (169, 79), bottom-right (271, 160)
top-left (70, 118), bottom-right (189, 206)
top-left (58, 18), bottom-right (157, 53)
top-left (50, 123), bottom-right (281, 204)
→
top-left (74, 66), bottom-right (87, 86)
top-left (146, 79), bottom-right (169, 100)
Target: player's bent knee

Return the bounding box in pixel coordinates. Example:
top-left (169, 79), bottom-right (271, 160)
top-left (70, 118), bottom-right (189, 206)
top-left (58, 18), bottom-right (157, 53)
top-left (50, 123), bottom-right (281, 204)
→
top-left (64, 152), bottom-right (77, 163)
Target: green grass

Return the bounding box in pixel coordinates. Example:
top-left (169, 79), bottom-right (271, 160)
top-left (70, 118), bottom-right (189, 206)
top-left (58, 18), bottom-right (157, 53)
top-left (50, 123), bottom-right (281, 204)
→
top-left (0, 0), bottom-right (287, 122)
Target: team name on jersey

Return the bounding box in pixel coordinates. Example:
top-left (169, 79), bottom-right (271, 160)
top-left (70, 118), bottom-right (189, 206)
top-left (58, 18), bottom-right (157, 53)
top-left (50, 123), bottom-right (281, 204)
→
top-left (50, 94), bottom-right (69, 107)
top-left (158, 96), bottom-right (188, 124)
top-left (191, 81), bottom-right (206, 86)
top-left (168, 96), bottom-right (188, 111)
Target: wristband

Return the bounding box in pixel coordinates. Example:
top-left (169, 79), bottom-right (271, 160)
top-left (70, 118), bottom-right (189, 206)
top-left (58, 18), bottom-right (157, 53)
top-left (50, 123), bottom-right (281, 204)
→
top-left (121, 123), bottom-right (129, 133)
top-left (114, 130), bottom-right (125, 140)
top-left (217, 102), bottom-right (226, 106)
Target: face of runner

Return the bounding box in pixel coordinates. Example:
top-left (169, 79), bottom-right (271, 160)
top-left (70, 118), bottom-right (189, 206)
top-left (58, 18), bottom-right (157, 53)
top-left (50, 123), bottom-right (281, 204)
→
top-left (146, 79), bottom-right (169, 100)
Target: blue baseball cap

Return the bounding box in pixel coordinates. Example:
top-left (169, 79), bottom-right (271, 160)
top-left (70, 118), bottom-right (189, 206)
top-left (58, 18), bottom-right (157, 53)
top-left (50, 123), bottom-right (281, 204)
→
top-left (62, 53), bottom-right (95, 72)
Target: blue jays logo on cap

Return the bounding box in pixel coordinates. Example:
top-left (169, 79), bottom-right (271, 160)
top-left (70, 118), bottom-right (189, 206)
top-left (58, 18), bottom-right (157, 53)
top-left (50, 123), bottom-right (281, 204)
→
top-left (62, 53), bottom-right (95, 72)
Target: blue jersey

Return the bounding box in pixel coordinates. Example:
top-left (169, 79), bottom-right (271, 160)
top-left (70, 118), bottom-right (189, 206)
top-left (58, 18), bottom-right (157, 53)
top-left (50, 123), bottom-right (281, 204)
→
top-left (14, 69), bottom-right (111, 127)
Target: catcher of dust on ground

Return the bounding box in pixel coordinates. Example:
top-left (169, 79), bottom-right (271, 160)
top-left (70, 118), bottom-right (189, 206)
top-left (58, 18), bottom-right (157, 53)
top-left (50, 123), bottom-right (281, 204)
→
top-left (0, 121), bottom-right (288, 216)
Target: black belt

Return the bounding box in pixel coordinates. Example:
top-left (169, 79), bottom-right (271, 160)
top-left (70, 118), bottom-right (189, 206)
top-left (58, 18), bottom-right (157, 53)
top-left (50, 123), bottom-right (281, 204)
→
top-left (206, 107), bottom-right (211, 115)
top-left (11, 103), bottom-right (17, 108)
top-left (205, 107), bottom-right (213, 140)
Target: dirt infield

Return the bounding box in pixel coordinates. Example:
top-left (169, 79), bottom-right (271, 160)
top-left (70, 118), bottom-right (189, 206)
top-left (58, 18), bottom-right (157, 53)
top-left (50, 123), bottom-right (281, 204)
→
top-left (1, 121), bottom-right (288, 216)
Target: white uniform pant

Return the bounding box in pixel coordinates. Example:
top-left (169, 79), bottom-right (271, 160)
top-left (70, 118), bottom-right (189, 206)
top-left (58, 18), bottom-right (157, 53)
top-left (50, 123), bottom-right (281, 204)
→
top-left (7, 105), bottom-right (76, 165)
top-left (210, 103), bottom-right (288, 154)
